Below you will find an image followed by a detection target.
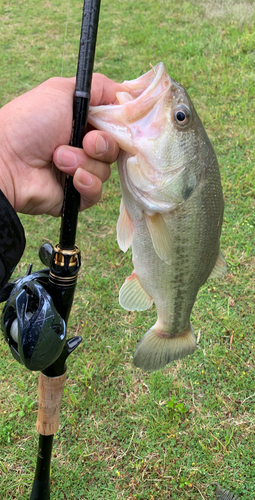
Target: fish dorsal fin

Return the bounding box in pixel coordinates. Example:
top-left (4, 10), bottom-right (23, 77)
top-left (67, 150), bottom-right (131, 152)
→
top-left (209, 249), bottom-right (227, 279)
top-left (145, 212), bottom-right (171, 263)
top-left (117, 199), bottom-right (133, 252)
top-left (119, 271), bottom-right (153, 311)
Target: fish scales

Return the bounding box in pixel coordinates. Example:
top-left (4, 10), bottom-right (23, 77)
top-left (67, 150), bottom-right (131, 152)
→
top-left (125, 159), bottom-right (222, 332)
top-left (88, 63), bottom-right (226, 371)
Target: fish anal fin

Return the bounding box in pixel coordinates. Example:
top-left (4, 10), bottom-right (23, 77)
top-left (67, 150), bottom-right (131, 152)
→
top-left (119, 271), bottom-right (153, 311)
top-left (133, 323), bottom-right (196, 372)
top-left (117, 199), bottom-right (133, 252)
top-left (145, 212), bottom-right (171, 263)
top-left (209, 249), bottom-right (227, 279)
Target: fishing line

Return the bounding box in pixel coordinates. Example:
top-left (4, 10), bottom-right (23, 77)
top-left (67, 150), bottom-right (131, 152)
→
top-left (60, 0), bottom-right (71, 78)
top-left (51, 0), bottom-right (71, 183)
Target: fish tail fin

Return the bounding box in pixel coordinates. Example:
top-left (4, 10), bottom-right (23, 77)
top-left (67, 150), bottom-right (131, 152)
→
top-left (133, 323), bottom-right (196, 372)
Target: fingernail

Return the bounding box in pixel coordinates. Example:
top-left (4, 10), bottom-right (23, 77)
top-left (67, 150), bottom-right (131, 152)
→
top-left (76, 168), bottom-right (93, 186)
top-left (57, 148), bottom-right (77, 167)
top-left (95, 134), bottom-right (107, 154)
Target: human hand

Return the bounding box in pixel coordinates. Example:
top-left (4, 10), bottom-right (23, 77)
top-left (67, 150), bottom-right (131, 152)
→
top-left (0, 74), bottom-right (123, 215)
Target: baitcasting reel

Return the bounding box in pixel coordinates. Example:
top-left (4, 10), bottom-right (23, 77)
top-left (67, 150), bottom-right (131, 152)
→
top-left (1, 244), bottom-right (66, 372)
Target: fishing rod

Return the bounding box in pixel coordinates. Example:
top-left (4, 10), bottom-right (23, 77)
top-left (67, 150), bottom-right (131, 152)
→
top-left (1, 0), bottom-right (101, 498)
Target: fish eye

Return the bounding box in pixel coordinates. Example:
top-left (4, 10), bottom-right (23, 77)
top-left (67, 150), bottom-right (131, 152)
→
top-left (174, 106), bottom-right (190, 127)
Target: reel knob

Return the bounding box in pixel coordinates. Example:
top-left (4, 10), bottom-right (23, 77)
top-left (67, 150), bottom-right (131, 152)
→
top-left (39, 243), bottom-right (54, 267)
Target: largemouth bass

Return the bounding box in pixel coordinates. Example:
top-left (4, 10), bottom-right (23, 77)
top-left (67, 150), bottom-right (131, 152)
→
top-left (88, 63), bottom-right (226, 372)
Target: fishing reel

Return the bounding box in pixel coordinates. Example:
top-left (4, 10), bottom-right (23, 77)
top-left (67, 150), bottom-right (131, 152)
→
top-left (1, 244), bottom-right (66, 372)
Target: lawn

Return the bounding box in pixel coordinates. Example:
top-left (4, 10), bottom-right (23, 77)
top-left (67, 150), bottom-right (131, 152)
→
top-left (0, 0), bottom-right (254, 499)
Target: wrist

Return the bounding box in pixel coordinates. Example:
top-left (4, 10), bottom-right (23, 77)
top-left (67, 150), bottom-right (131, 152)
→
top-left (0, 109), bottom-right (15, 209)
top-left (0, 153), bottom-right (15, 210)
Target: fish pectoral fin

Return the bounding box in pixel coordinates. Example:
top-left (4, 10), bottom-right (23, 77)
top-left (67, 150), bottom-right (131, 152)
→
top-left (145, 212), bottom-right (171, 263)
top-left (119, 271), bottom-right (153, 311)
top-left (117, 199), bottom-right (134, 252)
top-left (209, 249), bottom-right (227, 279)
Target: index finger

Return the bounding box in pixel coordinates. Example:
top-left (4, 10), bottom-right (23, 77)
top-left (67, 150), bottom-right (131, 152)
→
top-left (90, 73), bottom-right (126, 106)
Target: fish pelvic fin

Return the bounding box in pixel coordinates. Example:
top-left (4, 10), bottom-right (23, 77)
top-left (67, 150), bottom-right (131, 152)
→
top-left (209, 249), bottom-right (227, 279)
top-left (133, 323), bottom-right (196, 372)
top-left (119, 271), bottom-right (153, 311)
top-left (117, 199), bottom-right (133, 252)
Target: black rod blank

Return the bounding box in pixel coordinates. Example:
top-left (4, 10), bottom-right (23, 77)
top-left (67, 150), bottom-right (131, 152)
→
top-left (30, 435), bottom-right (53, 500)
top-left (59, 0), bottom-right (101, 250)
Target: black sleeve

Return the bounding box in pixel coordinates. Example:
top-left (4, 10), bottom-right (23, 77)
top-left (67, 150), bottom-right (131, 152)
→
top-left (0, 189), bottom-right (26, 290)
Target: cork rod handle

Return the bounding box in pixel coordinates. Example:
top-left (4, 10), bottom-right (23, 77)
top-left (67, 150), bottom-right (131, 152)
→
top-left (36, 372), bottom-right (67, 436)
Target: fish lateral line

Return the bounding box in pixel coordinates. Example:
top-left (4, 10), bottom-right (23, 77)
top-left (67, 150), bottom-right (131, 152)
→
top-left (156, 327), bottom-right (193, 339)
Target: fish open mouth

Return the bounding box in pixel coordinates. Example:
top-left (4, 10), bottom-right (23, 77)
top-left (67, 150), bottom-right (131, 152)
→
top-left (88, 62), bottom-right (171, 154)
top-left (119, 62), bottom-right (170, 102)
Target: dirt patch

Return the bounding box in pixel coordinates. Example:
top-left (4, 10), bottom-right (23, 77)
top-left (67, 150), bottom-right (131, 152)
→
top-left (198, 0), bottom-right (255, 25)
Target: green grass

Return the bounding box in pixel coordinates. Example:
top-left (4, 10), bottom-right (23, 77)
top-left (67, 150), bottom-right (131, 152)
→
top-left (0, 0), bottom-right (255, 499)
